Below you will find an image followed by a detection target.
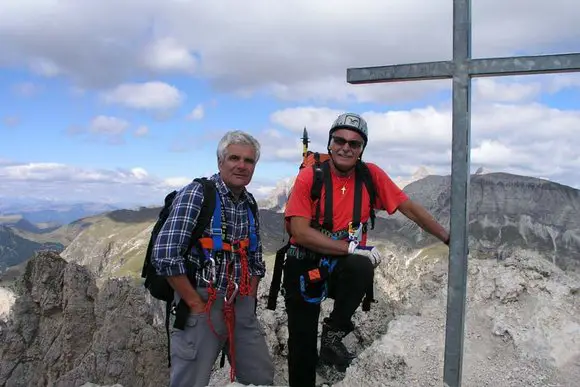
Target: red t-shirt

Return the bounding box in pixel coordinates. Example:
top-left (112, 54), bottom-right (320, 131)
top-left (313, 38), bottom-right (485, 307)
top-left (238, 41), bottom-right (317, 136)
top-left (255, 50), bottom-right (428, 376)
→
top-left (284, 162), bottom-right (409, 246)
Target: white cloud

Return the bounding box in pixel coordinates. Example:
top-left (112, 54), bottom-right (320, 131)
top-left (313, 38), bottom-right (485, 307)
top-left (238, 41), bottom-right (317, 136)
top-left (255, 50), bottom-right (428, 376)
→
top-left (12, 81), bottom-right (42, 97)
top-left (66, 116), bottom-right (139, 145)
top-left (0, 0), bottom-right (578, 102)
top-left (142, 37), bottom-right (197, 73)
top-left (474, 78), bottom-right (542, 103)
top-left (131, 167), bottom-right (149, 180)
top-left (134, 125), bottom-right (149, 137)
top-left (86, 115), bottom-right (130, 145)
top-left (0, 162), bottom-right (192, 205)
top-left (187, 104), bottom-right (204, 120)
top-left (266, 100), bottom-right (580, 189)
top-left (28, 58), bottom-right (61, 77)
top-left (101, 82), bottom-right (184, 111)
top-left (89, 115), bottom-right (129, 135)
top-left (163, 177), bottom-right (192, 189)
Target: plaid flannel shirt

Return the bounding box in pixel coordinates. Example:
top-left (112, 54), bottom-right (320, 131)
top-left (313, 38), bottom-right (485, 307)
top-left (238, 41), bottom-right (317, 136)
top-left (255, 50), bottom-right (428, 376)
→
top-left (151, 173), bottom-right (266, 294)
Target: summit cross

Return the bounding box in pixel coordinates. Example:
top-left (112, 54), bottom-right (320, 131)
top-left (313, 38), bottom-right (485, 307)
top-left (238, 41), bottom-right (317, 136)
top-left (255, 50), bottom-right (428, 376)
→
top-left (345, 1), bottom-right (580, 386)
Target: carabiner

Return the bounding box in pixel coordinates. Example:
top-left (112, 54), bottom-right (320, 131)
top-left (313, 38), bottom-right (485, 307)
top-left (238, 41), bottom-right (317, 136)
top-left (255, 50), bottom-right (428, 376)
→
top-left (224, 282), bottom-right (239, 304)
top-left (201, 257), bottom-right (216, 284)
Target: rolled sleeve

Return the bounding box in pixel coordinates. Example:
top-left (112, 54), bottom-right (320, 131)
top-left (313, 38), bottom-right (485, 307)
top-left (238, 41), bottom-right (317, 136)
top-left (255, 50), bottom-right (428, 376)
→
top-left (151, 181), bottom-right (204, 277)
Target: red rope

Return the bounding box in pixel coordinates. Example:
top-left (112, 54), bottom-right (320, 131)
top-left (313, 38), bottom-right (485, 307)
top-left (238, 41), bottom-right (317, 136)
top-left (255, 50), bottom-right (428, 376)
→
top-left (223, 260), bottom-right (239, 382)
top-left (204, 280), bottom-right (226, 340)
top-left (202, 242), bottom-right (251, 383)
top-left (238, 246), bottom-right (251, 296)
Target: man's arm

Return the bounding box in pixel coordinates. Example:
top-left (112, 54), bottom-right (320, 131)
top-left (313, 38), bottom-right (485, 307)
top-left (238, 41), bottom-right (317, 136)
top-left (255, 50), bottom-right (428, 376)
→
top-left (289, 216), bottom-right (349, 256)
top-left (397, 199), bottom-right (450, 244)
top-left (151, 182), bottom-right (206, 312)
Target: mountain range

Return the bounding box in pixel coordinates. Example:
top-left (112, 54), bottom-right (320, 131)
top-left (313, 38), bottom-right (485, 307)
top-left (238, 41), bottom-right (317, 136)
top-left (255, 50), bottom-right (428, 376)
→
top-left (0, 200), bottom-right (120, 225)
top-left (1, 168), bottom-right (579, 281)
top-left (1, 168), bottom-right (580, 386)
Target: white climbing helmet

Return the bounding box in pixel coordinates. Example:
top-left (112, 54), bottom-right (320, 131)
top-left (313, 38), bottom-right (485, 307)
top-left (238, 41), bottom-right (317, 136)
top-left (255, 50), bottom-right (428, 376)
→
top-left (329, 112), bottom-right (368, 146)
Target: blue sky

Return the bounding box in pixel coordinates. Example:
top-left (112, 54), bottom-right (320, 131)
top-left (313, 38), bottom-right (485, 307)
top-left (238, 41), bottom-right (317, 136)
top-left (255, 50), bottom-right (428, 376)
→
top-left (1, 0), bottom-right (579, 208)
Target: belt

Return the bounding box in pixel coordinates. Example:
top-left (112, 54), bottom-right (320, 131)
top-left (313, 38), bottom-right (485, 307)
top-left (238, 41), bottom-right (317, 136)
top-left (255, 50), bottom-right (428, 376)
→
top-left (286, 245), bottom-right (320, 260)
top-left (317, 222), bottom-right (368, 241)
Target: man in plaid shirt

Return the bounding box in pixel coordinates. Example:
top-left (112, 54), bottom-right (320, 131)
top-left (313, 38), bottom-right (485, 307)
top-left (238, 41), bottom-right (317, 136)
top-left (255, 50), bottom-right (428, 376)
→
top-left (152, 130), bottom-right (274, 387)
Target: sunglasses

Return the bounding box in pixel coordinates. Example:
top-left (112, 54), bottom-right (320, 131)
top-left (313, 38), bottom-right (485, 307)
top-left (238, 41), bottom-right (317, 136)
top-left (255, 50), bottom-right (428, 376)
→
top-left (331, 135), bottom-right (363, 150)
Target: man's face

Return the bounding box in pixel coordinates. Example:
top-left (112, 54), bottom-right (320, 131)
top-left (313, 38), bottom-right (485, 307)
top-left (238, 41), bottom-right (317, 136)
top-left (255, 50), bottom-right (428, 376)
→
top-left (329, 129), bottom-right (364, 170)
top-left (218, 144), bottom-right (257, 192)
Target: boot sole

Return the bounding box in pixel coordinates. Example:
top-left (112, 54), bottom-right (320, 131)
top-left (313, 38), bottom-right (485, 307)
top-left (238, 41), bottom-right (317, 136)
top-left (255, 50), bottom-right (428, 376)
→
top-left (318, 355), bottom-right (350, 373)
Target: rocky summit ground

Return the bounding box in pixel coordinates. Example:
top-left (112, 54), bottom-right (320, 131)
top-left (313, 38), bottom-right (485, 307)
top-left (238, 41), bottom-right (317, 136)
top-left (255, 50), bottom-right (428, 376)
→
top-left (0, 246), bottom-right (579, 386)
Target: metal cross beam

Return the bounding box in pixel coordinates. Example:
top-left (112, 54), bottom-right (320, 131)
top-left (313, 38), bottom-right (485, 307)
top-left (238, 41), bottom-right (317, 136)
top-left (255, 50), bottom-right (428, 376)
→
top-left (346, 1), bottom-right (580, 387)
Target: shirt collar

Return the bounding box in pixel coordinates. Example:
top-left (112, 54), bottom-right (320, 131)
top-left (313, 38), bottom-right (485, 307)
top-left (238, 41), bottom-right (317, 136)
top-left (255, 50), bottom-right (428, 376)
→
top-left (210, 173), bottom-right (250, 203)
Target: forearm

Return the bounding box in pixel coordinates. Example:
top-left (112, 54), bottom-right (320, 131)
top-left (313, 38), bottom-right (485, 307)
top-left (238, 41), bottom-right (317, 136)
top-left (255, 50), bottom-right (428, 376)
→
top-left (409, 205), bottom-right (449, 242)
top-left (250, 275), bottom-right (260, 297)
top-left (166, 275), bottom-right (204, 309)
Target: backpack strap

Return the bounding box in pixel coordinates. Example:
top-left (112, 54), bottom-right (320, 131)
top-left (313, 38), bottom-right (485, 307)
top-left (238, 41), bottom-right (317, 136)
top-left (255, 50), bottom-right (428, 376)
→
top-left (190, 178), bottom-right (217, 252)
top-left (311, 155), bottom-right (325, 228)
top-left (246, 192), bottom-right (259, 252)
top-left (246, 204), bottom-right (258, 252)
top-left (310, 158), bottom-right (333, 232)
top-left (357, 161), bottom-right (376, 230)
top-left (352, 165), bottom-right (364, 229)
top-left (209, 188), bottom-right (224, 252)
top-left (321, 161), bottom-right (333, 231)
top-left (206, 189), bottom-right (258, 253)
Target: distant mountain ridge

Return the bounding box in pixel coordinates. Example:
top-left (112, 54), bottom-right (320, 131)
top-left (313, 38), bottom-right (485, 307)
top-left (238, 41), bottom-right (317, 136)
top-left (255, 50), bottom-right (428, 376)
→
top-left (0, 201), bottom-right (120, 225)
top-left (378, 172), bottom-right (580, 271)
top-left (0, 226), bottom-right (64, 273)
top-left (3, 169), bottom-right (579, 280)
top-left (258, 166), bottom-right (436, 212)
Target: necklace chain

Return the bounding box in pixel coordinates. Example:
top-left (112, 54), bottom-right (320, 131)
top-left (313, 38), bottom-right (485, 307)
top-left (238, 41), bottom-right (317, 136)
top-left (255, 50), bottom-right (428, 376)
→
top-left (337, 174), bottom-right (351, 195)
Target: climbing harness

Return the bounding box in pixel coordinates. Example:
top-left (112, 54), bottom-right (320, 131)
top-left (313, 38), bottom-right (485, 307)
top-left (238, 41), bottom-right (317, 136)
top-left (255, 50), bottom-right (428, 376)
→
top-left (195, 188), bottom-right (258, 382)
top-left (267, 151), bottom-right (377, 311)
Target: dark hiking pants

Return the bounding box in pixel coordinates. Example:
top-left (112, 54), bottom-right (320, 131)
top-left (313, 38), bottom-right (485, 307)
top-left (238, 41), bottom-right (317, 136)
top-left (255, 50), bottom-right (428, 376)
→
top-left (282, 253), bottom-right (375, 387)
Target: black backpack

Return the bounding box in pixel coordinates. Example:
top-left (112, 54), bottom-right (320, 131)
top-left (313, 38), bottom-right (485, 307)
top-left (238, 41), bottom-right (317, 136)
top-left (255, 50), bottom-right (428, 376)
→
top-left (141, 177), bottom-right (216, 303)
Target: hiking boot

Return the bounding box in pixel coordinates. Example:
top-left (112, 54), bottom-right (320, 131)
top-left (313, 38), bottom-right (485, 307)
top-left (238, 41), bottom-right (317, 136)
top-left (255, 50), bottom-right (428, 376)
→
top-left (319, 320), bottom-right (356, 372)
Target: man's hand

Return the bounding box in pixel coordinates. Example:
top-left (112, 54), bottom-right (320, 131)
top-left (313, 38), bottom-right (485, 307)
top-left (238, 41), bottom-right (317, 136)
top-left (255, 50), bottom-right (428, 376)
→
top-left (167, 274), bottom-right (206, 313)
top-left (188, 299), bottom-right (207, 314)
top-left (249, 276), bottom-right (260, 298)
top-left (348, 241), bottom-right (383, 267)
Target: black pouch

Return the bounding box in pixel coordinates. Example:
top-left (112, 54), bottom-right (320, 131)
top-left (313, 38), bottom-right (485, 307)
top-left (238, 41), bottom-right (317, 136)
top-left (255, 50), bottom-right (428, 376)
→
top-left (298, 259), bottom-right (331, 304)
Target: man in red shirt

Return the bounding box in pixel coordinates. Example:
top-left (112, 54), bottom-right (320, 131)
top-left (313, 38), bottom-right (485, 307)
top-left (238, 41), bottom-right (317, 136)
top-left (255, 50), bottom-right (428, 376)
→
top-left (283, 112), bottom-right (450, 387)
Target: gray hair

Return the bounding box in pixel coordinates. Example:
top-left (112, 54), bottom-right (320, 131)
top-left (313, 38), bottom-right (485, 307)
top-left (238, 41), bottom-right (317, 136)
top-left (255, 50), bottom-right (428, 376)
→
top-left (216, 130), bottom-right (261, 163)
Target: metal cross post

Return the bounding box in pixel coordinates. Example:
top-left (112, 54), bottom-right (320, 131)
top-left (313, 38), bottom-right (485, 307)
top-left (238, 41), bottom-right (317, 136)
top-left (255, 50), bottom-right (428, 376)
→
top-left (346, 0), bottom-right (580, 386)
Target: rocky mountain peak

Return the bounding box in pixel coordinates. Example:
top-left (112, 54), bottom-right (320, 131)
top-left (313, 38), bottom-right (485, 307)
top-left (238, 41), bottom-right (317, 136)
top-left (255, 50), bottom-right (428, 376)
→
top-left (258, 176), bottom-right (296, 212)
top-left (0, 251), bottom-right (169, 387)
top-left (2, 244), bottom-right (580, 386)
top-left (475, 166), bottom-right (493, 175)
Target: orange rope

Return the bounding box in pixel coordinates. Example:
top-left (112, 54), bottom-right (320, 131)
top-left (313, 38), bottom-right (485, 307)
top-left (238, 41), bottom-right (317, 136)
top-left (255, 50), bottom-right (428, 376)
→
top-left (204, 283), bottom-right (223, 339)
top-left (202, 242), bottom-right (252, 383)
top-left (224, 260), bottom-right (237, 382)
top-left (238, 245), bottom-right (251, 296)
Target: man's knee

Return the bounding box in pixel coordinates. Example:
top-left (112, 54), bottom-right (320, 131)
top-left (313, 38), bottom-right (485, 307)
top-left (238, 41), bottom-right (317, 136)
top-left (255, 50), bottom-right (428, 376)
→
top-left (340, 254), bottom-right (374, 281)
top-left (170, 320), bottom-right (218, 387)
top-left (247, 356), bottom-right (275, 385)
top-left (235, 339), bottom-right (275, 385)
